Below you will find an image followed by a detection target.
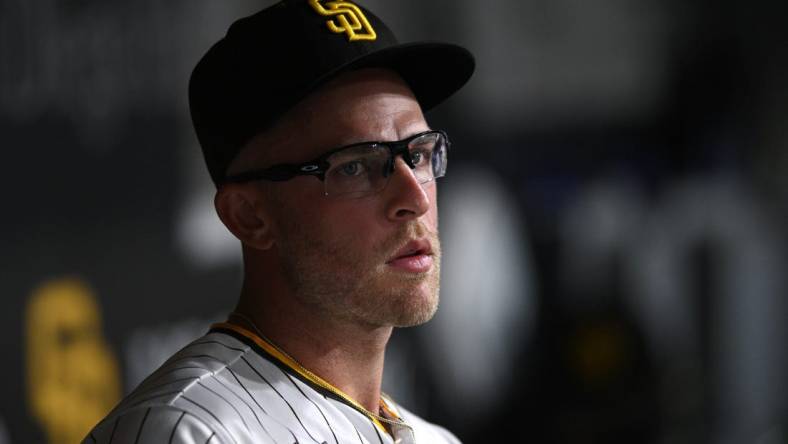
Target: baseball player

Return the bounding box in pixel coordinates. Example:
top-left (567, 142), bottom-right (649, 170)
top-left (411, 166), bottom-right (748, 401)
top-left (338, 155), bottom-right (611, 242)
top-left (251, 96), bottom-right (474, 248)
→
top-left (84, 0), bottom-right (474, 442)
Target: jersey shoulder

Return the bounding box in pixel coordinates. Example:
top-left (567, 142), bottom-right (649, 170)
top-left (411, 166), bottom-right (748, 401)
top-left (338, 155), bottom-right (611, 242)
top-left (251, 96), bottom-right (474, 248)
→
top-left (84, 404), bottom-right (223, 444)
top-left (83, 331), bottom-right (286, 444)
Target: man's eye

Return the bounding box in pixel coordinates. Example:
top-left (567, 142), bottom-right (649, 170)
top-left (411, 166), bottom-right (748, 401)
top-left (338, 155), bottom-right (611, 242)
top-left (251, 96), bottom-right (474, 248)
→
top-left (339, 161), bottom-right (365, 176)
top-left (410, 149), bottom-right (429, 166)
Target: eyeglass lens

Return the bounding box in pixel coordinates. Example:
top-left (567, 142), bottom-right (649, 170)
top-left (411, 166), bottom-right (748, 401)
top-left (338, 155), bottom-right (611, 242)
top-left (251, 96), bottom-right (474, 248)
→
top-left (323, 132), bottom-right (447, 198)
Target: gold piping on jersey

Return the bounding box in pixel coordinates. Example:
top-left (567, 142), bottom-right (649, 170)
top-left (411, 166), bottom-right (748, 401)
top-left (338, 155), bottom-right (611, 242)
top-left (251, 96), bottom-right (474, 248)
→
top-left (212, 321), bottom-right (408, 435)
top-left (308, 0), bottom-right (377, 42)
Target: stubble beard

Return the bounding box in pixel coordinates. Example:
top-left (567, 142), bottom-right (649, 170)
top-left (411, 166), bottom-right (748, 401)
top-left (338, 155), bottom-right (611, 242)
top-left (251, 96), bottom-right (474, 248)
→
top-left (277, 221), bottom-right (441, 328)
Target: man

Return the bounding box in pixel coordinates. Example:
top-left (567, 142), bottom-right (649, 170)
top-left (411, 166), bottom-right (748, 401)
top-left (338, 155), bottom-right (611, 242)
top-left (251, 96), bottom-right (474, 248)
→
top-left (84, 0), bottom-right (473, 442)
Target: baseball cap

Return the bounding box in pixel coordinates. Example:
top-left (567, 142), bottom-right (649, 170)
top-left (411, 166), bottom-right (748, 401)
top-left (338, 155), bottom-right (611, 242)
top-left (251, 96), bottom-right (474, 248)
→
top-left (189, 0), bottom-right (475, 185)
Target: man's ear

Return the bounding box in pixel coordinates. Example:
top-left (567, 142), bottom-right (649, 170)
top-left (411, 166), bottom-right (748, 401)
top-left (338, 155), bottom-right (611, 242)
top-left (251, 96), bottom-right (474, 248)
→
top-left (214, 184), bottom-right (276, 250)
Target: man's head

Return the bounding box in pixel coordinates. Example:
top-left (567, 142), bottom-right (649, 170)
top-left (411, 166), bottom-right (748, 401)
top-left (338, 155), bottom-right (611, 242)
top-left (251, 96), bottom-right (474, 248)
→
top-left (188, 0), bottom-right (474, 328)
top-left (217, 68), bottom-right (441, 327)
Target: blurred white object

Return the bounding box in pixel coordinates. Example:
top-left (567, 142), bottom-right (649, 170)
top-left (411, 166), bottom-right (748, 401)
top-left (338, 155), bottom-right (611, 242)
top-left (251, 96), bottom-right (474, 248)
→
top-left (422, 166), bottom-right (537, 425)
top-left (175, 184), bottom-right (242, 268)
top-left (0, 417), bottom-right (9, 444)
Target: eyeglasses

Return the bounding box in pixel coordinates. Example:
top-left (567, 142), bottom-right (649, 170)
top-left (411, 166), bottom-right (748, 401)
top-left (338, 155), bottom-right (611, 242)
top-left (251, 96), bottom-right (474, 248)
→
top-left (223, 130), bottom-right (450, 198)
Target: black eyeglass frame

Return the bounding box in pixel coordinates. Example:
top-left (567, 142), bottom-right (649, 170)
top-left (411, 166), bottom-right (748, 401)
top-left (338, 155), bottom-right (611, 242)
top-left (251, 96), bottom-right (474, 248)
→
top-left (222, 130), bottom-right (450, 184)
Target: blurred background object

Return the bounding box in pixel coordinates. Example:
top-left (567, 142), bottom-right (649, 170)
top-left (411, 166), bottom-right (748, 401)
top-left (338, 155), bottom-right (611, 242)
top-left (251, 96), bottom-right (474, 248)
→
top-left (2, 0), bottom-right (787, 442)
top-left (25, 278), bottom-right (120, 444)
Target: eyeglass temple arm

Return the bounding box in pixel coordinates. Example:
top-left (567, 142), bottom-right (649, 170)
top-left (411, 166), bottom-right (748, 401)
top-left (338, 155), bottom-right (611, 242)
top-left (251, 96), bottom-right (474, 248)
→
top-left (224, 163), bottom-right (328, 183)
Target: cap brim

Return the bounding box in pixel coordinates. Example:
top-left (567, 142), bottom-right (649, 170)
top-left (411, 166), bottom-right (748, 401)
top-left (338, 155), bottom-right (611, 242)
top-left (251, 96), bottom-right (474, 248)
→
top-left (304, 42), bottom-right (475, 112)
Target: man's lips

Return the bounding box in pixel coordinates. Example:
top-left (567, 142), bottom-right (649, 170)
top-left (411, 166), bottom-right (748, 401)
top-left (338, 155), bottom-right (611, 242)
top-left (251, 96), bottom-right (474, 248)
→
top-left (386, 239), bottom-right (434, 273)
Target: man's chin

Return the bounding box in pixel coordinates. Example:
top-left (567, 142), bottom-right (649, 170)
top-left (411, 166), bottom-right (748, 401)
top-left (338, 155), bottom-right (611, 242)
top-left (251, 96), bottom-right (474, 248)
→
top-left (391, 306), bottom-right (438, 327)
top-left (384, 285), bottom-right (440, 328)
top-left (340, 278), bottom-right (438, 328)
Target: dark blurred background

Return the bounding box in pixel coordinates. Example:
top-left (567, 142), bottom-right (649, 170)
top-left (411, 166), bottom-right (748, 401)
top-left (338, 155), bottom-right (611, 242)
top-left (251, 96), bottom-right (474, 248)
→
top-left (2, 0), bottom-right (787, 443)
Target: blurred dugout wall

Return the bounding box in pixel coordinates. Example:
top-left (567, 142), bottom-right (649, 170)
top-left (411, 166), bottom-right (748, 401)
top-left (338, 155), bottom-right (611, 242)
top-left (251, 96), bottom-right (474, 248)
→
top-left (2, 0), bottom-right (787, 443)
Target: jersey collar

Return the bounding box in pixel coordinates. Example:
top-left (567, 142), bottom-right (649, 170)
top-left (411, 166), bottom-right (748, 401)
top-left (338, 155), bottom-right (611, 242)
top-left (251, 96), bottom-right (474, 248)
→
top-left (210, 322), bottom-right (407, 435)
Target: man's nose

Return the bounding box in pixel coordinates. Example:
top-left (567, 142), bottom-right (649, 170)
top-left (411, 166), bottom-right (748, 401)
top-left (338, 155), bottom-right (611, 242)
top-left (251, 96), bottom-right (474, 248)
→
top-left (383, 156), bottom-right (431, 221)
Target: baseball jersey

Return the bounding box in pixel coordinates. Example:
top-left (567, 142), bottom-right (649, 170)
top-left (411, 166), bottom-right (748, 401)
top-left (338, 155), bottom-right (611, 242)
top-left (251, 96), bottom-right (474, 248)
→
top-left (83, 322), bottom-right (460, 444)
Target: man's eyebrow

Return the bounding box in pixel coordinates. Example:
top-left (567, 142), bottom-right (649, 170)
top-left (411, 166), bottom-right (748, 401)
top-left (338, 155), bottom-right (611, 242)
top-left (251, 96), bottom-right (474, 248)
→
top-left (347, 123), bottom-right (433, 144)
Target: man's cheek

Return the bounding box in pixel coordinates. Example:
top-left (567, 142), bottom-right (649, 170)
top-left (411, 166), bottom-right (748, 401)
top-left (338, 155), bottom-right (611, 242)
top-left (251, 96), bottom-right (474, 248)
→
top-left (426, 207), bottom-right (440, 231)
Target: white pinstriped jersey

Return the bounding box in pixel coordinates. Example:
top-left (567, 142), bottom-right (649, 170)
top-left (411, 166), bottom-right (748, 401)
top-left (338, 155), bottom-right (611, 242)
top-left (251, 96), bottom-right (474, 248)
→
top-left (83, 323), bottom-right (460, 444)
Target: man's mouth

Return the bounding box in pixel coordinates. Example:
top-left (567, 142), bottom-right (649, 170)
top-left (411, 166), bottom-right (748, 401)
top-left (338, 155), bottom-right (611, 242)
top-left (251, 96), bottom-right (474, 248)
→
top-left (386, 239), bottom-right (434, 273)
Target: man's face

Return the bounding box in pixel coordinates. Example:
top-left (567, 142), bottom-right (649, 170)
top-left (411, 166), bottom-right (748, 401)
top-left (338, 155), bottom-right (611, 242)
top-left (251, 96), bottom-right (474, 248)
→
top-left (250, 69), bottom-right (441, 328)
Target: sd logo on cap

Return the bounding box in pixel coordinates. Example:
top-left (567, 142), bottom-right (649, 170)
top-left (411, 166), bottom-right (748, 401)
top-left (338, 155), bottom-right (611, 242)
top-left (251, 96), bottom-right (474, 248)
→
top-left (309, 0), bottom-right (377, 41)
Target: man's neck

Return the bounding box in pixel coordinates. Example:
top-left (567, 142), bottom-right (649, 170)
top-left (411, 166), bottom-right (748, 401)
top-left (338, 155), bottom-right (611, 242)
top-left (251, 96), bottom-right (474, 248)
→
top-left (232, 290), bottom-right (393, 413)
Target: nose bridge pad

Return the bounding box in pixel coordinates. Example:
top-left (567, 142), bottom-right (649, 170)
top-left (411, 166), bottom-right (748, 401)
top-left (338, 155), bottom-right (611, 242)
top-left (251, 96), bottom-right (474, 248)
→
top-left (395, 144), bottom-right (416, 171)
top-left (401, 151), bottom-right (416, 169)
top-left (383, 144), bottom-right (414, 178)
top-left (383, 156), bottom-right (394, 178)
